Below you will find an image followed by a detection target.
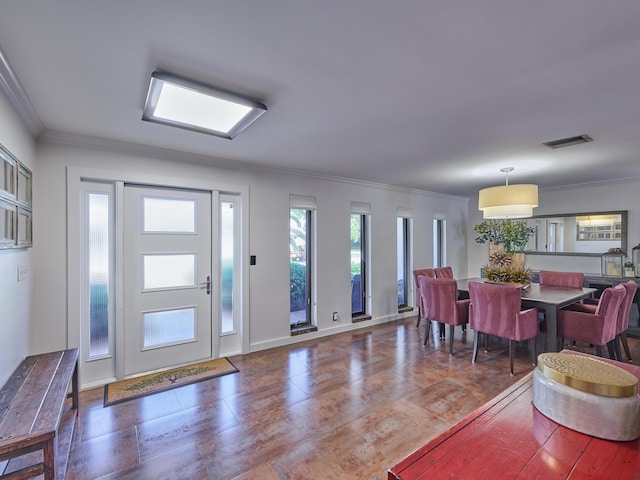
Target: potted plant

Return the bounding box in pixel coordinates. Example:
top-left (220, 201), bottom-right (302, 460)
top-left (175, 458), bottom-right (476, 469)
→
top-left (474, 219), bottom-right (534, 255)
top-left (474, 219), bottom-right (535, 285)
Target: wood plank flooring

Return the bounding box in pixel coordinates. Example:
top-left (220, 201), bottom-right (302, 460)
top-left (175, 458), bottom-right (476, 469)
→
top-left (64, 317), bottom-right (640, 479)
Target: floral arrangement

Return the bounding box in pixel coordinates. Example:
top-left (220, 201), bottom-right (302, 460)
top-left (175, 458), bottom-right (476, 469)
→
top-left (475, 219), bottom-right (534, 285)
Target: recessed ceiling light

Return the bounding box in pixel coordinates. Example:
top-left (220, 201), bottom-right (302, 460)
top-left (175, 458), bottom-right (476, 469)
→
top-left (142, 72), bottom-right (266, 139)
top-left (543, 134), bottom-right (593, 149)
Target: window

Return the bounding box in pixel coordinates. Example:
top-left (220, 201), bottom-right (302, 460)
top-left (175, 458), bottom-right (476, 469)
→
top-left (397, 216), bottom-right (411, 309)
top-left (351, 213), bottom-right (367, 316)
top-left (290, 195), bottom-right (316, 330)
top-left (220, 196), bottom-right (239, 335)
top-left (433, 218), bottom-right (446, 268)
top-left (84, 185), bottom-right (114, 359)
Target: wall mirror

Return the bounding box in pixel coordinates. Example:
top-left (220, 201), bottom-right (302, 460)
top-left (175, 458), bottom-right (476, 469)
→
top-left (524, 211), bottom-right (627, 257)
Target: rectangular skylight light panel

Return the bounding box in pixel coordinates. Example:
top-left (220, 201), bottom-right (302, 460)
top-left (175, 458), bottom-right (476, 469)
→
top-left (142, 72), bottom-right (266, 139)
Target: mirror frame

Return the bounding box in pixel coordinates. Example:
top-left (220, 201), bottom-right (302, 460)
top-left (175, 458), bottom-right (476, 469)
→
top-left (524, 210), bottom-right (627, 257)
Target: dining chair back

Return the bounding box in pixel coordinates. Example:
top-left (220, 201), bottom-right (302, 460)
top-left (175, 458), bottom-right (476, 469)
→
top-left (538, 270), bottom-right (584, 288)
top-left (615, 280), bottom-right (637, 361)
top-left (434, 266), bottom-right (454, 279)
top-left (557, 284), bottom-right (625, 358)
top-left (418, 277), bottom-right (470, 353)
top-left (413, 268), bottom-right (435, 328)
top-left (468, 281), bottom-right (539, 375)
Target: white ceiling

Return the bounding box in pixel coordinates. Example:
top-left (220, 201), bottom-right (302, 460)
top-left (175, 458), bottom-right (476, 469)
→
top-left (1, 1), bottom-right (640, 197)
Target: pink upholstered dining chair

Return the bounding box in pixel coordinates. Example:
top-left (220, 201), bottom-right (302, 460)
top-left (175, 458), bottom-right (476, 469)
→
top-left (570, 280), bottom-right (637, 362)
top-left (434, 266), bottom-right (454, 279)
top-left (413, 268), bottom-right (435, 328)
top-left (434, 266), bottom-right (464, 336)
top-left (468, 281), bottom-right (539, 375)
top-left (418, 277), bottom-right (470, 354)
top-left (557, 284), bottom-right (625, 358)
top-left (538, 270), bottom-right (584, 288)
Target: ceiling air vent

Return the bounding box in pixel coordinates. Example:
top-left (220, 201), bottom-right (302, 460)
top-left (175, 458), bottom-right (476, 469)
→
top-left (543, 134), bottom-right (593, 149)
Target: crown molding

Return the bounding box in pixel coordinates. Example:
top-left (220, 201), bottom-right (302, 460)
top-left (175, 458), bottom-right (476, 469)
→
top-left (39, 130), bottom-right (468, 201)
top-left (0, 47), bottom-right (44, 136)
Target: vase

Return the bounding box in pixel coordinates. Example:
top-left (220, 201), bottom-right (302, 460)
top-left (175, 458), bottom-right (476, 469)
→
top-left (511, 253), bottom-right (525, 269)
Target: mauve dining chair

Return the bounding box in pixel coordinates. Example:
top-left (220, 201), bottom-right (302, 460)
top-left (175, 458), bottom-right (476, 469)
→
top-left (418, 277), bottom-right (470, 354)
top-left (413, 268), bottom-right (435, 328)
top-left (571, 280), bottom-right (637, 362)
top-left (468, 281), bottom-right (539, 375)
top-left (434, 266), bottom-right (454, 279)
top-left (538, 270), bottom-right (584, 288)
top-left (557, 284), bottom-right (625, 358)
top-left (434, 266), bottom-right (461, 336)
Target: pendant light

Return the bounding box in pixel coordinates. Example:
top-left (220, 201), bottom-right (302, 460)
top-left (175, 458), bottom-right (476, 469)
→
top-left (478, 167), bottom-right (538, 219)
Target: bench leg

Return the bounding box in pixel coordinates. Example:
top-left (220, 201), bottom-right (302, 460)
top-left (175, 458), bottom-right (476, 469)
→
top-left (72, 360), bottom-right (79, 409)
top-left (43, 437), bottom-right (57, 480)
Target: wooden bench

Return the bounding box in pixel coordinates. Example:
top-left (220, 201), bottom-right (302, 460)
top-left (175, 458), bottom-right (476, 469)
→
top-left (0, 349), bottom-right (79, 480)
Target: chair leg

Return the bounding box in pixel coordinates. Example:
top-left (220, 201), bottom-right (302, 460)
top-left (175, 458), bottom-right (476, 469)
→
top-left (509, 339), bottom-right (515, 376)
top-left (416, 315), bottom-right (421, 328)
top-left (612, 337), bottom-right (622, 361)
top-left (472, 332), bottom-right (479, 364)
top-left (423, 320), bottom-right (431, 346)
top-left (595, 345), bottom-right (604, 357)
top-left (439, 322), bottom-right (446, 339)
top-left (606, 341), bottom-right (617, 360)
top-left (449, 324), bottom-right (455, 354)
top-left (620, 332), bottom-right (633, 362)
top-left (484, 334), bottom-right (489, 352)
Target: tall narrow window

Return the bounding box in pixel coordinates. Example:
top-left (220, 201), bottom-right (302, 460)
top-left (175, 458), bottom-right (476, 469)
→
top-left (86, 187), bottom-right (113, 358)
top-left (290, 208), bottom-right (312, 327)
top-left (351, 213), bottom-right (366, 316)
top-left (289, 195), bottom-right (316, 330)
top-left (220, 198), bottom-right (237, 334)
top-left (433, 218), bottom-right (446, 268)
top-left (397, 217), bottom-right (410, 309)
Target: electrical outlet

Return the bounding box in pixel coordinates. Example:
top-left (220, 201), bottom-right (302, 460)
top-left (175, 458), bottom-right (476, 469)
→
top-left (332, 312), bottom-right (339, 321)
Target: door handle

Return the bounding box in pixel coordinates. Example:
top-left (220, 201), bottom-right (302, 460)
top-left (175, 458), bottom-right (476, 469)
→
top-left (199, 275), bottom-right (211, 295)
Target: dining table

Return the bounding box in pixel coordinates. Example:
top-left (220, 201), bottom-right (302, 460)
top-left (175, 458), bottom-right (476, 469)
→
top-left (457, 278), bottom-right (597, 353)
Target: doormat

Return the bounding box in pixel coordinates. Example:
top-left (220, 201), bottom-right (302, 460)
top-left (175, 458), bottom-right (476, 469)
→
top-left (104, 357), bottom-right (238, 407)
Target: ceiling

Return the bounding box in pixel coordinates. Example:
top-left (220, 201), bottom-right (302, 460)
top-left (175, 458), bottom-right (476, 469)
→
top-left (1, 1), bottom-right (640, 197)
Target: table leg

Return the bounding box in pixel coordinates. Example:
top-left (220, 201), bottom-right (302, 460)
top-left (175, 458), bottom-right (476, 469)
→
top-left (527, 302), bottom-right (560, 353)
top-left (543, 305), bottom-right (559, 352)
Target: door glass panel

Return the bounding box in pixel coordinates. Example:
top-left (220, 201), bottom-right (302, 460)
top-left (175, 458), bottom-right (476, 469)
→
top-left (143, 197), bottom-right (195, 232)
top-left (221, 201), bottom-right (234, 334)
top-left (143, 308), bottom-right (196, 348)
top-left (143, 254), bottom-right (195, 289)
top-left (89, 193), bottom-right (110, 357)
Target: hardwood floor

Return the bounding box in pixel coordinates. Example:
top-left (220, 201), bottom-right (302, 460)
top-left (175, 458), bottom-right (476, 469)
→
top-left (65, 317), bottom-right (640, 479)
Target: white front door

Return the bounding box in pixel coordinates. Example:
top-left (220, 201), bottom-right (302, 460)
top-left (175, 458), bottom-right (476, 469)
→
top-left (123, 185), bottom-right (212, 377)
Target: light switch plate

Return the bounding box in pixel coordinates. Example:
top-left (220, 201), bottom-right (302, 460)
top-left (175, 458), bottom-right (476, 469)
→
top-left (17, 264), bottom-right (29, 282)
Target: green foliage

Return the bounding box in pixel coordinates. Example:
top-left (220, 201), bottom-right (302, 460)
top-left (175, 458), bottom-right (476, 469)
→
top-left (483, 264), bottom-right (533, 284)
top-left (474, 219), bottom-right (534, 254)
top-left (290, 261), bottom-right (307, 310)
top-left (290, 208), bottom-right (307, 256)
top-left (350, 214), bottom-right (362, 247)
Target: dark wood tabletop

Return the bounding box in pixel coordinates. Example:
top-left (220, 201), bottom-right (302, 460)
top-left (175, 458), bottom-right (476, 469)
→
top-left (457, 278), bottom-right (597, 352)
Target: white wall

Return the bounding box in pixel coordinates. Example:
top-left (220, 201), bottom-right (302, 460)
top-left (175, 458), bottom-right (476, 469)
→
top-left (467, 179), bottom-right (640, 276)
top-left (0, 90), bottom-right (35, 386)
top-left (33, 140), bottom-right (468, 369)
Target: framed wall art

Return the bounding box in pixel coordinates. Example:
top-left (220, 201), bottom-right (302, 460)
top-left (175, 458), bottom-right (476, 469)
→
top-left (0, 143), bottom-right (32, 248)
